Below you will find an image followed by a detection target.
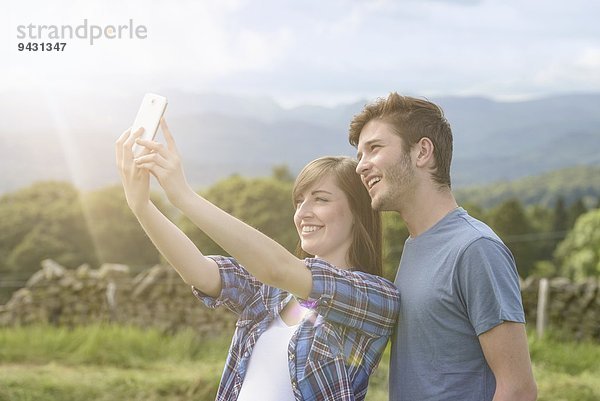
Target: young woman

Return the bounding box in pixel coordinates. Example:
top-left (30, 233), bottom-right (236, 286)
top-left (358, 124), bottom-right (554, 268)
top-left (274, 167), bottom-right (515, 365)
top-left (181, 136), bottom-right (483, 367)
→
top-left (115, 119), bottom-right (400, 401)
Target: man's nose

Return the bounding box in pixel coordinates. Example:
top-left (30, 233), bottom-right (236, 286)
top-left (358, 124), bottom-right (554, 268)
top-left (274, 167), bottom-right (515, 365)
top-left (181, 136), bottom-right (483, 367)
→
top-left (356, 156), bottom-right (369, 175)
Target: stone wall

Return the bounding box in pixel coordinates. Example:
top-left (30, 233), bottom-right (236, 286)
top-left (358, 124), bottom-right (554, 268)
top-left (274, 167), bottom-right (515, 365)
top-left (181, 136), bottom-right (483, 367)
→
top-left (521, 276), bottom-right (599, 341)
top-left (0, 259), bottom-right (236, 337)
top-left (1, 259), bottom-right (599, 341)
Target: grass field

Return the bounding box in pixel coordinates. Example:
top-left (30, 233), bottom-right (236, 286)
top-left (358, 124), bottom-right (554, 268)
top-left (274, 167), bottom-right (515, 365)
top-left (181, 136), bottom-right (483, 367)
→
top-left (0, 324), bottom-right (598, 400)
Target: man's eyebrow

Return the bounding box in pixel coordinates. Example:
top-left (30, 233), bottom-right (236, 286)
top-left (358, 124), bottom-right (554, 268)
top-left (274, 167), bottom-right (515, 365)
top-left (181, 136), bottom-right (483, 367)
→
top-left (364, 138), bottom-right (382, 147)
top-left (357, 138), bottom-right (382, 159)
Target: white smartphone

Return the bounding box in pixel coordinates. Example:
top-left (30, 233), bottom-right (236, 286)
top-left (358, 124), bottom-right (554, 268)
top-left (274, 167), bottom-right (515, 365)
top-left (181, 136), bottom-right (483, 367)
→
top-left (131, 93), bottom-right (168, 155)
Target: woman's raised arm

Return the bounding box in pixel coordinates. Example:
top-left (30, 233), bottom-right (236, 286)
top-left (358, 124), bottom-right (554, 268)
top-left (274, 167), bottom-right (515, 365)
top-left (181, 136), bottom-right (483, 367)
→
top-left (134, 119), bottom-right (313, 299)
top-left (116, 126), bottom-right (221, 297)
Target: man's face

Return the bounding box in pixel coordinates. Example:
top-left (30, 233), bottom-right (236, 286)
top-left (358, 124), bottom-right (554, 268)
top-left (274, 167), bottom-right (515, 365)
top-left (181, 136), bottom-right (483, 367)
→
top-left (355, 120), bottom-right (415, 212)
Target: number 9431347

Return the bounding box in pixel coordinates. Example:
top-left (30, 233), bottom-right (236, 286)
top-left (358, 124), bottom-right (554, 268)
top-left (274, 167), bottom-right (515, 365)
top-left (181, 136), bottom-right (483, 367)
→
top-left (18, 42), bottom-right (67, 51)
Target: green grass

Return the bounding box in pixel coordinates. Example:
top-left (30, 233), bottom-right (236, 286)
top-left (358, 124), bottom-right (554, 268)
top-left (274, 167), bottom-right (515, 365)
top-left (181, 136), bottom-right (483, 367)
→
top-left (0, 324), bottom-right (227, 368)
top-left (0, 325), bottom-right (598, 401)
top-left (0, 324), bottom-right (228, 401)
top-left (528, 332), bottom-right (600, 401)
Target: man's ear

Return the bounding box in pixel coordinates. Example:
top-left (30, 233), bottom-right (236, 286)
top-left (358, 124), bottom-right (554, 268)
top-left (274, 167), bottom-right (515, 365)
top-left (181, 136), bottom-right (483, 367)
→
top-left (414, 137), bottom-right (435, 168)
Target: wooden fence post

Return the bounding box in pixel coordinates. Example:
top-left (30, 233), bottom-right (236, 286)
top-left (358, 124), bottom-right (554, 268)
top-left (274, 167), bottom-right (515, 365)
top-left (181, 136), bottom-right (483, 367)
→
top-left (536, 278), bottom-right (549, 339)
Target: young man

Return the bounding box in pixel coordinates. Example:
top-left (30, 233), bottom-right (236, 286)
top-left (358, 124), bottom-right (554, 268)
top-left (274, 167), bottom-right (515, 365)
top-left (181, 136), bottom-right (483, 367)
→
top-left (349, 93), bottom-right (537, 401)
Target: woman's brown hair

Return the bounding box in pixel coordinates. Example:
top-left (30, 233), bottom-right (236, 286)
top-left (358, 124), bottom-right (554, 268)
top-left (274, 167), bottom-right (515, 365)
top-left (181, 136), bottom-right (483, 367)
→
top-left (292, 156), bottom-right (383, 276)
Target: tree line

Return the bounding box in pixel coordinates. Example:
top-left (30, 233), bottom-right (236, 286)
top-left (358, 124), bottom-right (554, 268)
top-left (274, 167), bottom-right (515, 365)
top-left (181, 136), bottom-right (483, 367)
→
top-left (1, 169), bottom-right (599, 302)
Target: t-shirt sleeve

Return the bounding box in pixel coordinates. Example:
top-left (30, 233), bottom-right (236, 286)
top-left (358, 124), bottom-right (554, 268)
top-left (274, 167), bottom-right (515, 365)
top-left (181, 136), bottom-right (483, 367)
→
top-left (455, 237), bottom-right (525, 336)
top-left (301, 258), bottom-right (400, 336)
top-left (191, 255), bottom-right (262, 316)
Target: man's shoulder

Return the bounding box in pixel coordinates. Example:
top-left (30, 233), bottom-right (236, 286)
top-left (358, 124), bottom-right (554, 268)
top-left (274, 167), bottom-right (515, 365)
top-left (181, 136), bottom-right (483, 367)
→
top-left (450, 211), bottom-right (517, 273)
top-left (404, 208), bottom-right (508, 261)
top-left (450, 209), bottom-right (503, 245)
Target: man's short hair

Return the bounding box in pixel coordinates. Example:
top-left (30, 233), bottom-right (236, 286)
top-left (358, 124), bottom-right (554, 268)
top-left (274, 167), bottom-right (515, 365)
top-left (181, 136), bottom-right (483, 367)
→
top-left (349, 92), bottom-right (453, 188)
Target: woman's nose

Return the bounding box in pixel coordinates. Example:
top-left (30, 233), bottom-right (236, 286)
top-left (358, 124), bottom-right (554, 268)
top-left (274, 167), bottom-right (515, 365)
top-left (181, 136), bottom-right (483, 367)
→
top-left (296, 200), bottom-right (314, 218)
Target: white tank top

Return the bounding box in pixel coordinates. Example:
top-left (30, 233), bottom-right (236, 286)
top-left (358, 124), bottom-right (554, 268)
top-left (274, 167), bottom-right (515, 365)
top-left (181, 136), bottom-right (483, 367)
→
top-left (236, 314), bottom-right (299, 401)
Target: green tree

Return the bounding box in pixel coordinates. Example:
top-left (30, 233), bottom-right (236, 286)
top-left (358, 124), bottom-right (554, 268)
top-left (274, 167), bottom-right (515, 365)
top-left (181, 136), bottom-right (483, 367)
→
top-left (567, 197), bottom-right (587, 229)
top-left (0, 181), bottom-right (96, 274)
top-left (381, 212), bottom-right (409, 282)
top-left (487, 198), bottom-right (537, 277)
top-left (271, 165), bottom-right (295, 183)
top-left (526, 203), bottom-right (561, 277)
top-left (538, 196), bottom-right (569, 260)
top-left (82, 185), bottom-right (162, 268)
top-left (461, 202), bottom-right (486, 222)
top-left (529, 204), bottom-right (553, 251)
top-left (552, 196), bottom-right (569, 233)
top-left (528, 204), bottom-right (553, 235)
top-left (554, 209), bottom-right (600, 280)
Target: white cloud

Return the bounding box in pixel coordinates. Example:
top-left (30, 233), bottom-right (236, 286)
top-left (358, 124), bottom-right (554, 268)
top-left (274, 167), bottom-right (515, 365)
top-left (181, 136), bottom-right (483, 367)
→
top-left (3, 0), bottom-right (600, 105)
top-left (535, 47), bottom-right (600, 90)
top-left (578, 48), bottom-right (600, 69)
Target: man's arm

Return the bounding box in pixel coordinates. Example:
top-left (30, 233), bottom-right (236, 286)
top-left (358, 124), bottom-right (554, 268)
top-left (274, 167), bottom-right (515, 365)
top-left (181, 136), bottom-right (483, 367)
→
top-left (479, 322), bottom-right (537, 401)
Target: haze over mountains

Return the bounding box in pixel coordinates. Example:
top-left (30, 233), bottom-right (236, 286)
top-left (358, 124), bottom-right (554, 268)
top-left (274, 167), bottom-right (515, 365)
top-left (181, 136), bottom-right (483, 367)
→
top-left (1, 90), bottom-right (599, 195)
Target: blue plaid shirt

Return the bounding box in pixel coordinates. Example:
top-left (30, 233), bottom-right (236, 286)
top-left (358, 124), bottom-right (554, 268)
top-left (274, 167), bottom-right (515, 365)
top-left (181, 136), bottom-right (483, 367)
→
top-left (192, 256), bottom-right (400, 401)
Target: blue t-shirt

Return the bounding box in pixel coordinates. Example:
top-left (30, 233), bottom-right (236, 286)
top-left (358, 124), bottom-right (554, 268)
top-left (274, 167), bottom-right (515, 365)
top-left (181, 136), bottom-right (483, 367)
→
top-left (389, 208), bottom-right (525, 401)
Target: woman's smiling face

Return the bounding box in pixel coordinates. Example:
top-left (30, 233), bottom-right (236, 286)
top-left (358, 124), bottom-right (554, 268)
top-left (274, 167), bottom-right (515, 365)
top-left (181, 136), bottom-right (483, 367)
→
top-left (293, 174), bottom-right (354, 268)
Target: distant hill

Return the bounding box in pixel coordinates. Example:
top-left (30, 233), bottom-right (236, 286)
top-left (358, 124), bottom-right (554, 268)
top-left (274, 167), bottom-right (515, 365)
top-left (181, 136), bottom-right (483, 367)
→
top-left (455, 165), bottom-right (600, 209)
top-left (1, 90), bottom-right (599, 194)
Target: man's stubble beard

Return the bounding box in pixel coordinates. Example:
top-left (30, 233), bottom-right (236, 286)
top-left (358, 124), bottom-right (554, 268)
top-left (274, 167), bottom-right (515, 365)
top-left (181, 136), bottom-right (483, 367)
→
top-left (371, 152), bottom-right (415, 213)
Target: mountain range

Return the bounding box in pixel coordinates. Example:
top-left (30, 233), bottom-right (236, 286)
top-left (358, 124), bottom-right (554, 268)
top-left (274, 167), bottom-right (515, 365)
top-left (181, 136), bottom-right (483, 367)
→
top-left (1, 89), bottom-right (599, 195)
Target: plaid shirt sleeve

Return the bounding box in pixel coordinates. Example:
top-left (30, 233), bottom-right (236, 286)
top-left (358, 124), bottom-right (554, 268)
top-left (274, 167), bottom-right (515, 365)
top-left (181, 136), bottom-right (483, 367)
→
top-left (191, 255), bottom-right (262, 316)
top-left (302, 258), bottom-right (400, 337)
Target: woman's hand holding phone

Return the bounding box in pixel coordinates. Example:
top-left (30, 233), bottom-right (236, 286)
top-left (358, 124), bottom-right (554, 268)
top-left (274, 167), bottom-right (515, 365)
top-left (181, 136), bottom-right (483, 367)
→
top-left (133, 118), bottom-right (194, 208)
top-left (117, 93), bottom-right (192, 212)
top-left (115, 126), bottom-right (152, 215)
top-left (131, 94), bottom-right (168, 156)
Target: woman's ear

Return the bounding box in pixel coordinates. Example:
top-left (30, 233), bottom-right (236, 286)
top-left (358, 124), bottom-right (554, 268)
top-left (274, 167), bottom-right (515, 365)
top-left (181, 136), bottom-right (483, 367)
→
top-left (415, 137), bottom-right (435, 168)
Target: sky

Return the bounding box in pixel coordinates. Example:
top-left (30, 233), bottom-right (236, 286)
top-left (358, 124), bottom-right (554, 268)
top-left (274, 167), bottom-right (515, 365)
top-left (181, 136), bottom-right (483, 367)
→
top-left (3, 0), bottom-right (600, 107)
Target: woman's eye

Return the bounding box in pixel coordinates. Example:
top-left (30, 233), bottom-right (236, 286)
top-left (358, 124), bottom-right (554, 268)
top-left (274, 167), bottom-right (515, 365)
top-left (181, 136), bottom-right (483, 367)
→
top-left (316, 197), bottom-right (328, 202)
